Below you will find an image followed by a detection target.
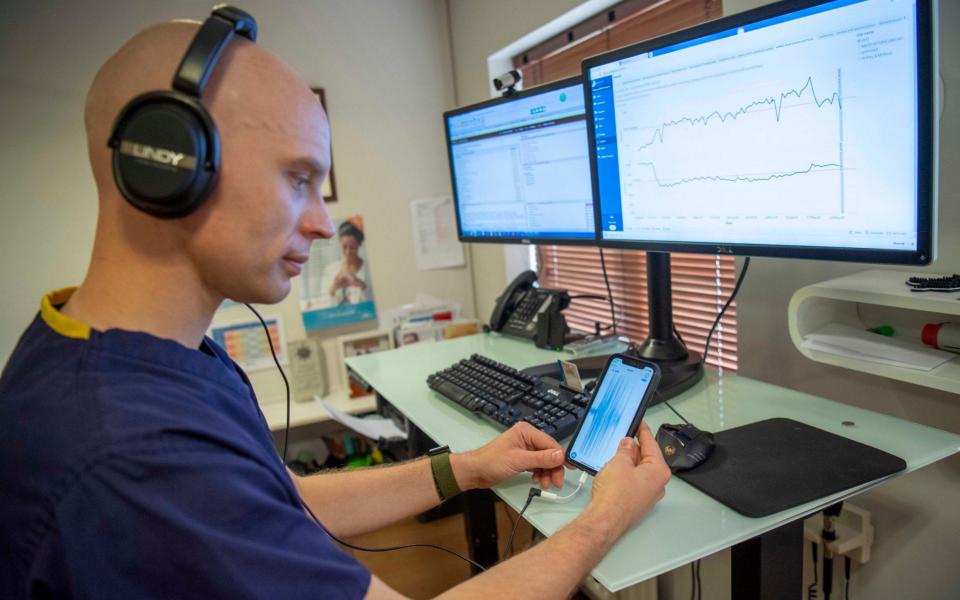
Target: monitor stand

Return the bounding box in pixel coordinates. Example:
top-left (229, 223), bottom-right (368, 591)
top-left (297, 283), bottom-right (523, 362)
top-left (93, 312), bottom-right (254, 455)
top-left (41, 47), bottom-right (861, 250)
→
top-left (522, 252), bottom-right (703, 404)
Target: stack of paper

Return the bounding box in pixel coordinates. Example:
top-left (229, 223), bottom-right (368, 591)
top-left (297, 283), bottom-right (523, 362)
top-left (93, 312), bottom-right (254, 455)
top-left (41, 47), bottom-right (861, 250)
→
top-left (802, 323), bottom-right (956, 371)
top-left (319, 397), bottom-right (407, 441)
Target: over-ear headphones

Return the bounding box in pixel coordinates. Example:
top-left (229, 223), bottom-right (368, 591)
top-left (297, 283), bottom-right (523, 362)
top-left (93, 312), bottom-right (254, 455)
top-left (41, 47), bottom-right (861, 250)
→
top-left (107, 5), bottom-right (257, 219)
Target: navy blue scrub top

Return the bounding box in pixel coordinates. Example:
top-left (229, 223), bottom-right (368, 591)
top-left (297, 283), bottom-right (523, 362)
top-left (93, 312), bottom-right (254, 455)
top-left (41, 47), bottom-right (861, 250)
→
top-left (0, 289), bottom-right (371, 599)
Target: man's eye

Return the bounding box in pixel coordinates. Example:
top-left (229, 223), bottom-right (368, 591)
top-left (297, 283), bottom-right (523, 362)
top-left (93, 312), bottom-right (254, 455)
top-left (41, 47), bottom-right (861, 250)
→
top-left (291, 174), bottom-right (311, 191)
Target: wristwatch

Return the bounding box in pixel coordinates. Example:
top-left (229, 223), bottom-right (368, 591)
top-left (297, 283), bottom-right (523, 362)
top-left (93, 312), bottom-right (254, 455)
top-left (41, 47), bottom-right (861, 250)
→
top-left (428, 445), bottom-right (462, 501)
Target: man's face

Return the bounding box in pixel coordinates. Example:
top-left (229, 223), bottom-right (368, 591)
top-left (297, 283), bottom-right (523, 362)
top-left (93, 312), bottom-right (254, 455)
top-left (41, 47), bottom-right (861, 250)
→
top-left (185, 93), bottom-right (335, 305)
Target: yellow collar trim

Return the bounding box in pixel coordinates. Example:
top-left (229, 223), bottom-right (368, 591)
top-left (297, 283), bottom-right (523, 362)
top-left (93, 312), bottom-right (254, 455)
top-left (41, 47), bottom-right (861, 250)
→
top-left (40, 287), bottom-right (91, 340)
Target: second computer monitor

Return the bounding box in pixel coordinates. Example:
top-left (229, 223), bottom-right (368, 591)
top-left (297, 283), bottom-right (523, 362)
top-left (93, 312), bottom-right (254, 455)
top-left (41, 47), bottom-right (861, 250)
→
top-left (583, 0), bottom-right (935, 265)
top-left (444, 77), bottom-right (596, 245)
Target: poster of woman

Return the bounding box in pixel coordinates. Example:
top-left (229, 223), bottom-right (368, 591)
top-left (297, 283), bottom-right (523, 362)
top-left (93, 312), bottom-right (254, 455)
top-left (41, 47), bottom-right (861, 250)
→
top-left (299, 216), bottom-right (377, 329)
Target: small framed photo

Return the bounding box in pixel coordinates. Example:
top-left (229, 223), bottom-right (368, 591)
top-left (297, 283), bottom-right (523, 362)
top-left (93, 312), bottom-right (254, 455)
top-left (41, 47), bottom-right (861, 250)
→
top-left (311, 88), bottom-right (338, 202)
top-left (337, 329), bottom-right (393, 397)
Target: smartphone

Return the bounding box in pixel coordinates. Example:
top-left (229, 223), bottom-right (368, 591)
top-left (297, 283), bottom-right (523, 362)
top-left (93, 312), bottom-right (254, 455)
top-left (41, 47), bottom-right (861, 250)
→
top-left (565, 354), bottom-right (661, 475)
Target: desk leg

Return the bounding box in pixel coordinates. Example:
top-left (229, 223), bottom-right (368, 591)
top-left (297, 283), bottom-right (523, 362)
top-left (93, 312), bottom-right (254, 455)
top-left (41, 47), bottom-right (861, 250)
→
top-left (462, 489), bottom-right (499, 573)
top-left (731, 519), bottom-right (802, 600)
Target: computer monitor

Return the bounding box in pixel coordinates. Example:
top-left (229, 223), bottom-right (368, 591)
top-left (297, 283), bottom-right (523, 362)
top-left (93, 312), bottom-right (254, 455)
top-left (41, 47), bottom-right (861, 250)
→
top-left (444, 77), bottom-right (597, 245)
top-left (586, 0), bottom-right (934, 263)
top-left (582, 0), bottom-right (936, 395)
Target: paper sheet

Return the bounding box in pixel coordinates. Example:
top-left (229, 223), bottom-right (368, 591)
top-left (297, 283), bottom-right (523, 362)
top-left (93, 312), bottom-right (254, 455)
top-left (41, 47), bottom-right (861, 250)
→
top-left (209, 315), bottom-right (288, 372)
top-left (319, 397), bottom-right (407, 440)
top-left (802, 323), bottom-right (956, 371)
top-left (411, 197), bottom-right (465, 271)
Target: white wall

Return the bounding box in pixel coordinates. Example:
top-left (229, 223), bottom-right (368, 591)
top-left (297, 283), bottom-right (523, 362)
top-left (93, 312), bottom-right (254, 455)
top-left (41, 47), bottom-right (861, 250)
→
top-left (0, 0), bottom-right (473, 402)
top-left (446, 0), bottom-right (584, 322)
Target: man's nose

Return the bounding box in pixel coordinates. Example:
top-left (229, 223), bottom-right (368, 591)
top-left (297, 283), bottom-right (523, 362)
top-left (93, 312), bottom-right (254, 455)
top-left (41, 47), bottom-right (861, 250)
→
top-left (302, 196), bottom-right (335, 240)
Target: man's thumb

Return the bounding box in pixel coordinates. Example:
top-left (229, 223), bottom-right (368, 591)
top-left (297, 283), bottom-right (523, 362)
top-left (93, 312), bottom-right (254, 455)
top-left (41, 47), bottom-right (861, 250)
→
top-left (615, 437), bottom-right (639, 466)
top-left (533, 448), bottom-right (564, 469)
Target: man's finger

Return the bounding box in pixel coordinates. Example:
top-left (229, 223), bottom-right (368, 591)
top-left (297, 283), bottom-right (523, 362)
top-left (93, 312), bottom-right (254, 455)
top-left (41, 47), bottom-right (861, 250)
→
top-left (637, 422), bottom-right (666, 465)
top-left (527, 448), bottom-right (565, 470)
top-left (519, 423), bottom-right (564, 452)
top-left (538, 471), bottom-right (549, 490)
top-left (615, 437), bottom-right (640, 466)
top-left (550, 466), bottom-right (564, 489)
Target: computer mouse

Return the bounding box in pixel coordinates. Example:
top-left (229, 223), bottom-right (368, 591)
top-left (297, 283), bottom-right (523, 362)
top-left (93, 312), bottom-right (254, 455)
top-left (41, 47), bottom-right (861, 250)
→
top-left (656, 423), bottom-right (715, 472)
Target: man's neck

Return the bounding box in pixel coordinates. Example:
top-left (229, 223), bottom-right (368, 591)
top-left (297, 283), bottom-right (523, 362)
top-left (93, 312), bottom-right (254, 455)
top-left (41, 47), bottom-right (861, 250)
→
top-left (62, 252), bottom-right (221, 350)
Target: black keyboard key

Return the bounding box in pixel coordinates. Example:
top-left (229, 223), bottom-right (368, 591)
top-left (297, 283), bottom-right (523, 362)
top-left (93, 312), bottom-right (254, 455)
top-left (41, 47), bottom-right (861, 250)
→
top-left (431, 380), bottom-right (469, 403)
top-left (505, 391), bottom-right (524, 404)
top-left (552, 413), bottom-right (578, 435)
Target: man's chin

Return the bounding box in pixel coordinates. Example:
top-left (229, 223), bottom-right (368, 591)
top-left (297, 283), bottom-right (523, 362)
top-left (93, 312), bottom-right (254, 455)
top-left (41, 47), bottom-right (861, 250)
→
top-left (261, 282), bottom-right (291, 305)
top-left (227, 282), bottom-right (291, 306)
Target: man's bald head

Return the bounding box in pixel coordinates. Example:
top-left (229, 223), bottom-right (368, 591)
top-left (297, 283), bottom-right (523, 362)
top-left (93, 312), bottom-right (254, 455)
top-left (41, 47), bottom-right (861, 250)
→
top-left (85, 20), bottom-right (328, 201)
top-left (82, 18), bottom-right (335, 305)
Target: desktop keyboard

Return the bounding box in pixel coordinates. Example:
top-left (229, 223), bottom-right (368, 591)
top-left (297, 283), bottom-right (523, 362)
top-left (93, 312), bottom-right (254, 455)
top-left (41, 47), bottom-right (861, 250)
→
top-left (426, 354), bottom-right (589, 439)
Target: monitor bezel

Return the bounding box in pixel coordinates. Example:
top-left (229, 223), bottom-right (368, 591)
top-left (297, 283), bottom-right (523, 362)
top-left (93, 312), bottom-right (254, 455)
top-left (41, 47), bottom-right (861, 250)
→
top-left (443, 75), bottom-right (598, 246)
top-left (582, 0), bottom-right (935, 265)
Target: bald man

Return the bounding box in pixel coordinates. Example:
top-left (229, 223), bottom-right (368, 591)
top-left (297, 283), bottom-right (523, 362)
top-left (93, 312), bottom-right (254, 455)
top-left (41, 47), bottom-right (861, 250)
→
top-left (0, 12), bottom-right (670, 600)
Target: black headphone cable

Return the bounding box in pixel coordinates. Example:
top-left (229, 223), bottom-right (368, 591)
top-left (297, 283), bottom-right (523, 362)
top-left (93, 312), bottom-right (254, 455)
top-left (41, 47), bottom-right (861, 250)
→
top-left (246, 303), bottom-right (485, 572)
top-left (245, 303), bottom-right (291, 463)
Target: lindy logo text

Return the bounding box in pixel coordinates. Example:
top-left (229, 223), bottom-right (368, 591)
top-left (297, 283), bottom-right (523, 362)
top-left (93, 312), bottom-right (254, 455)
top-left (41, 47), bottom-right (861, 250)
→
top-left (119, 141), bottom-right (195, 169)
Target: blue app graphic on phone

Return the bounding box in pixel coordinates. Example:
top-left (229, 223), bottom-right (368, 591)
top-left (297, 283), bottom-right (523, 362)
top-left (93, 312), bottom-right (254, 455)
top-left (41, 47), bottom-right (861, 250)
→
top-left (568, 357), bottom-right (654, 473)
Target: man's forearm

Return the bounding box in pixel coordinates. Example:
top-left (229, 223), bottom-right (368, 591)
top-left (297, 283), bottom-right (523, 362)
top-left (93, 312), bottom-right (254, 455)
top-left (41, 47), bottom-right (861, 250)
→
top-left (436, 505), bottom-right (623, 600)
top-left (292, 454), bottom-right (476, 538)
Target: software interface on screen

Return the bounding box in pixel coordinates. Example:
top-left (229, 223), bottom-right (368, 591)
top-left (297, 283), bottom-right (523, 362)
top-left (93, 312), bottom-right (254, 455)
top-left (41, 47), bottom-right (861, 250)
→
top-left (568, 358), bottom-right (655, 473)
top-left (589, 0), bottom-right (922, 251)
top-left (446, 82), bottom-right (596, 240)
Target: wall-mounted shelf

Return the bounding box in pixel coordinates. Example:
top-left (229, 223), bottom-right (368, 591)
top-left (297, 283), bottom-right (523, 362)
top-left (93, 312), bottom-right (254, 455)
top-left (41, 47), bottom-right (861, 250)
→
top-left (788, 269), bottom-right (960, 394)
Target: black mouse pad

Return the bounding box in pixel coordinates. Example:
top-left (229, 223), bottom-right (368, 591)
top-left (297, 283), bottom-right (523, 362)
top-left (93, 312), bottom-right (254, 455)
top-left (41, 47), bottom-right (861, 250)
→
top-left (675, 418), bottom-right (906, 518)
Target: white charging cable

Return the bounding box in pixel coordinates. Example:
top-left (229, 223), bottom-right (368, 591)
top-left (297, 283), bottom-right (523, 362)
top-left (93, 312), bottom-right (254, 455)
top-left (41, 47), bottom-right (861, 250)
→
top-left (536, 471), bottom-right (589, 503)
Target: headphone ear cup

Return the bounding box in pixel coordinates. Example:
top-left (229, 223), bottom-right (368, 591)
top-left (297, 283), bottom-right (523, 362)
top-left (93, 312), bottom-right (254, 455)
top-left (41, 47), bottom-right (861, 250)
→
top-left (111, 92), bottom-right (219, 218)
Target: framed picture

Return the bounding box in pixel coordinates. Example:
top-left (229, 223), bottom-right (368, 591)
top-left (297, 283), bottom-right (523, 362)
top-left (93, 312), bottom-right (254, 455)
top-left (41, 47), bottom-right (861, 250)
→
top-left (311, 87), bottom-right (338, 202)
top-left (337, 329), bottom-right (393, 398)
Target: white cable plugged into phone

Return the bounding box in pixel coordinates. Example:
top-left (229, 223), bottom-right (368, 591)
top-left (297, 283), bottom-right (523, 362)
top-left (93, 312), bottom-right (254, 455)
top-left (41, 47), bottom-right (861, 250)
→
top-left (505, 354), bottom-right (658, 561)
top-left (534, 471), bottom-right (590, 503)
top-left (504, 471), bottom-right (591, 560)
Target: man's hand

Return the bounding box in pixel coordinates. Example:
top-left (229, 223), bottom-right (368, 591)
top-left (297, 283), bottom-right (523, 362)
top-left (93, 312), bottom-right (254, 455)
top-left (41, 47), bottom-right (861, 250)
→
top-left (451, 422), bottom-right (566, 491)
top-left (583, 422), bottom-right (671, 540)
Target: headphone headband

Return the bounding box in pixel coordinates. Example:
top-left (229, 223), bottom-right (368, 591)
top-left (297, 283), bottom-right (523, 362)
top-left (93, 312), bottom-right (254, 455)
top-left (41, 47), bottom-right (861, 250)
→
top-left (173, 5), bottom-right (257, 97)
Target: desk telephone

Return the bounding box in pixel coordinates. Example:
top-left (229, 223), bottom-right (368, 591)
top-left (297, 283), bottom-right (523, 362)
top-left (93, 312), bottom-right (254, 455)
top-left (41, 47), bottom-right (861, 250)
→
top-left (489, 271), bottom-right (570, 341)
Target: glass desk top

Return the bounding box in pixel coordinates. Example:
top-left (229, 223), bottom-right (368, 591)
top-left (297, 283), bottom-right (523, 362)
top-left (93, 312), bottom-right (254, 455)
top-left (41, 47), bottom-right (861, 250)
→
top-left (346, 333), bottom-right (960, 591)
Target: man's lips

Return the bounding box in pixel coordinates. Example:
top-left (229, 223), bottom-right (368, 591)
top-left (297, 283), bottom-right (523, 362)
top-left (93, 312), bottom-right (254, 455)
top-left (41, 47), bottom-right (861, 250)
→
top-left (283, 254), bottom-right (308, 275)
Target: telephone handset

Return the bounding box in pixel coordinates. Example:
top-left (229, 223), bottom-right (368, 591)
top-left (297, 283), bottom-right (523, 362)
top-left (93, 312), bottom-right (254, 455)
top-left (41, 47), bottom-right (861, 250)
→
top-left (489, 270), bottom-right (570, 340)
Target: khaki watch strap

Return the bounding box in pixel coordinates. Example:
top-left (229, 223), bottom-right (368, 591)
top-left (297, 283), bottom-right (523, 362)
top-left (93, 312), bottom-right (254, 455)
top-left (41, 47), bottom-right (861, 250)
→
top-left (429, 451), bottom-right (462, 501)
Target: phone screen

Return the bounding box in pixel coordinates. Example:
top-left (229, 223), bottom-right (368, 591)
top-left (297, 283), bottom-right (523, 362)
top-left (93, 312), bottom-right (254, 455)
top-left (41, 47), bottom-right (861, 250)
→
top-left (567, 357), bottom-right (656, 473)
